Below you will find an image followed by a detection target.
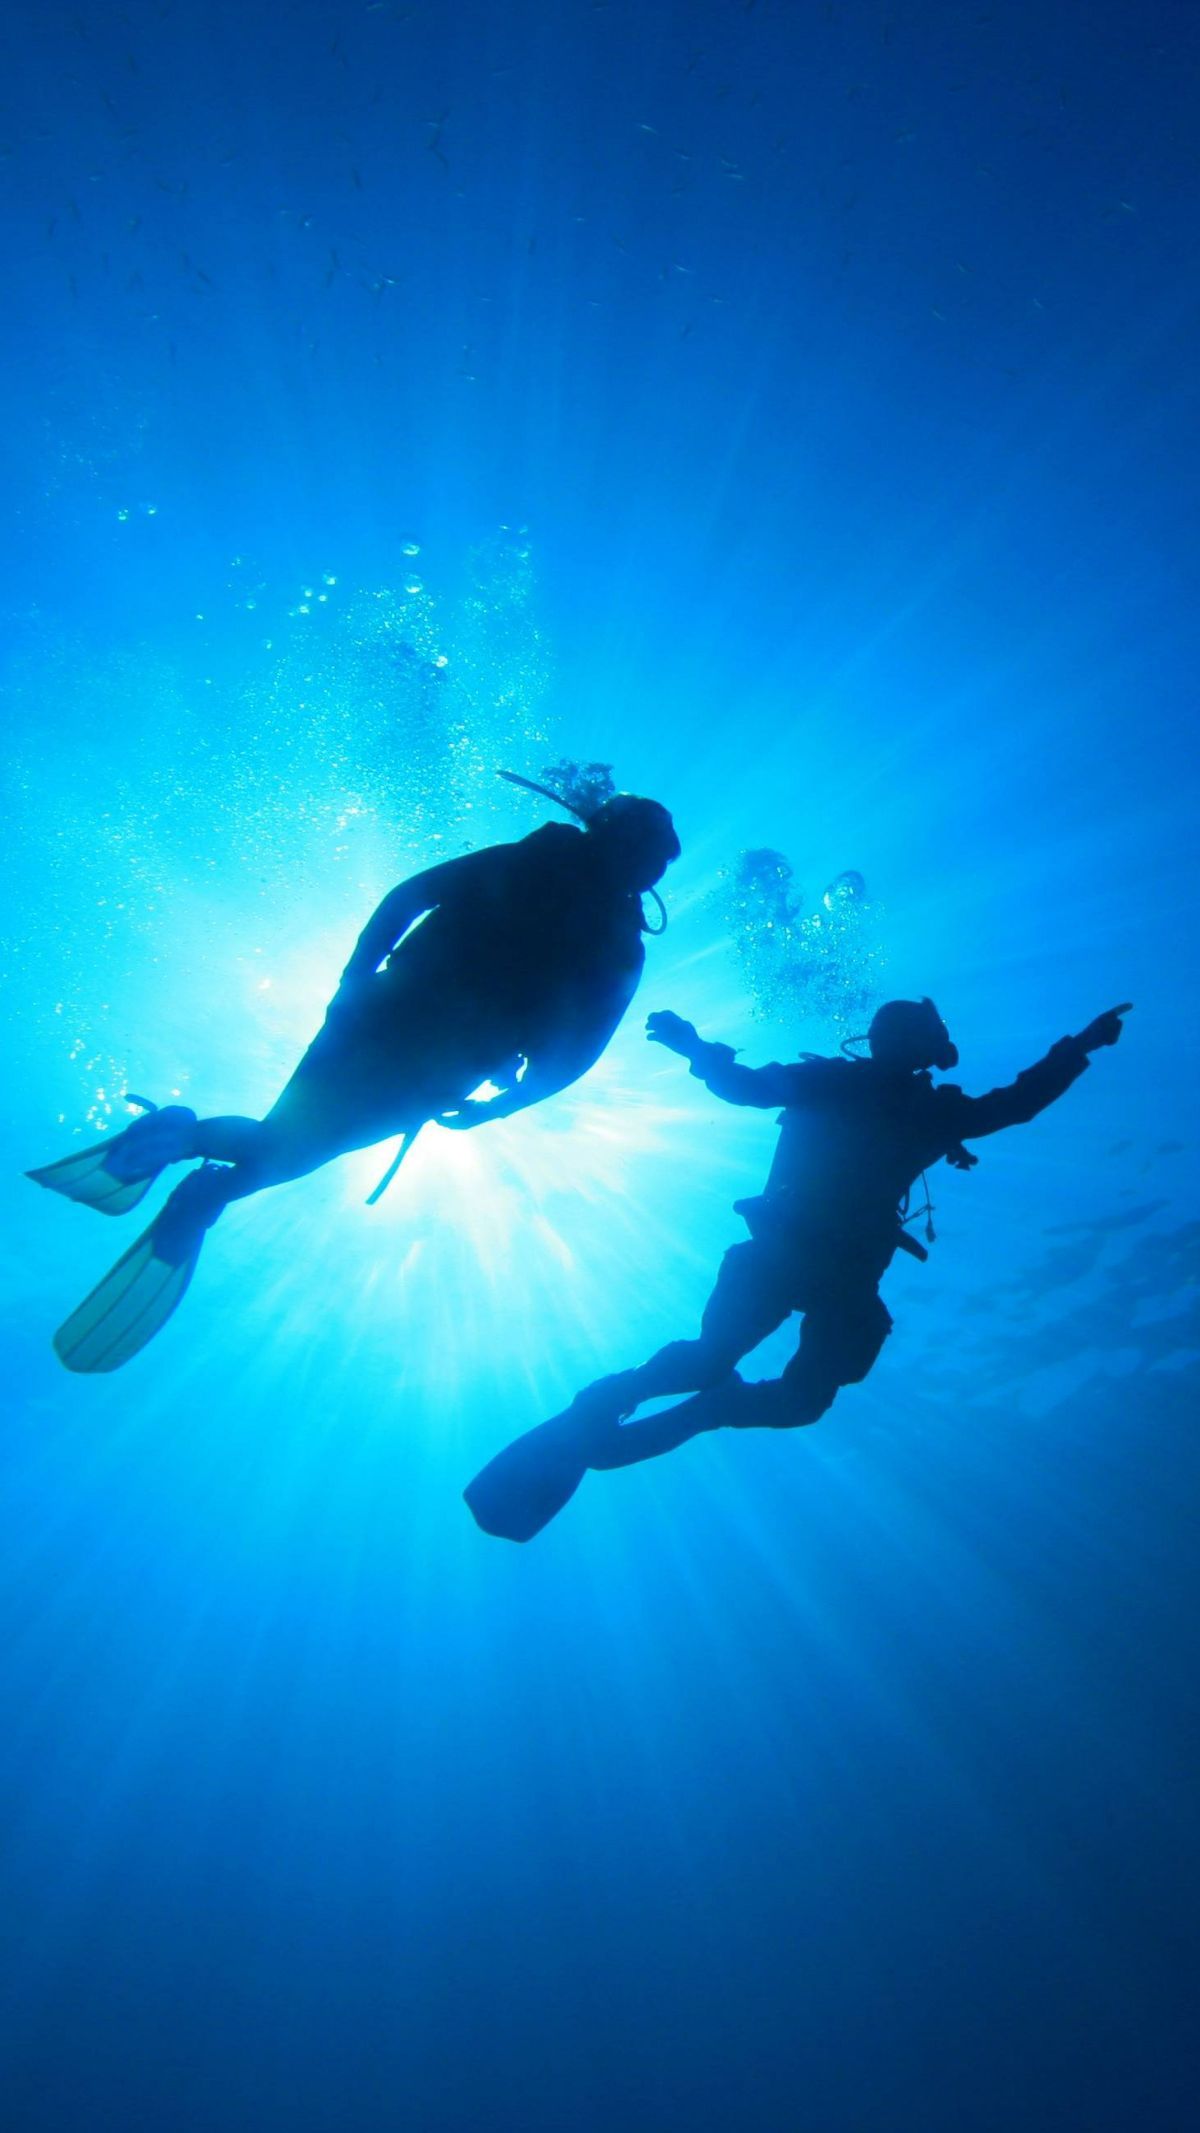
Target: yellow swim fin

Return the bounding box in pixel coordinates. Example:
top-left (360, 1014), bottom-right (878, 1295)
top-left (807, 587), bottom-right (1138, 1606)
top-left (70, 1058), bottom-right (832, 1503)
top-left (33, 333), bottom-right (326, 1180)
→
top-left (28, 1138), bottom-right (157, 1217)
top-left (52, 1163), bottom-right (230, 1374)
top-left (28, 1102), bottom-right (198, 1218)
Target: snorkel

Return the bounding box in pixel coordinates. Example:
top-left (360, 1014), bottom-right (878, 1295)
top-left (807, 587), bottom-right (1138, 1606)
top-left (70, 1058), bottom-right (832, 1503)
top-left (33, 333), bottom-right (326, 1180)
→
top-left (498, 768), bottom-right (591, 816)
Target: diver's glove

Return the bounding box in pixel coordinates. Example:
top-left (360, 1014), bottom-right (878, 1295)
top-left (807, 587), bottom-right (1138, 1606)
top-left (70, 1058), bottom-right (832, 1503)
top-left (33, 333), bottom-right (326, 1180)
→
top-left (645, 1010), bottom-right (702, 1061)
top-left (1074, 1003), bottom-right (1132, 1054)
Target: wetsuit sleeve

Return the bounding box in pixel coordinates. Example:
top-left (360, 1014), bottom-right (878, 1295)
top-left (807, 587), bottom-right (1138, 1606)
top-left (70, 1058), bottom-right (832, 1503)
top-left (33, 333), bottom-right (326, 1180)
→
top-left (339, 849), bottom-right (496, 983)
top-left (689, 1040), bottom-right (814, 1110)
top-left (944, 1037), bottom-right (1089, 1141)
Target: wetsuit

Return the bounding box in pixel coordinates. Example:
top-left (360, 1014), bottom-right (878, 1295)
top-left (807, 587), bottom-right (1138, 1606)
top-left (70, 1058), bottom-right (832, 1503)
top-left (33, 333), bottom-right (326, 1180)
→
top-left (194, 821), bottom-right (648, 1192)
top-left (585, 1032), bottom-right (1091, 1463)
top-left (33, 814), bottom-right (670, 1379)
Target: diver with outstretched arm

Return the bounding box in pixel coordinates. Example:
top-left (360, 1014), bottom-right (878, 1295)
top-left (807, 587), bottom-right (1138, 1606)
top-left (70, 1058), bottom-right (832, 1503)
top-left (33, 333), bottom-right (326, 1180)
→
top-left (29, 784), bottom-right (681, 1373)
top-left (465, 996), bottom-right (1131, 1541)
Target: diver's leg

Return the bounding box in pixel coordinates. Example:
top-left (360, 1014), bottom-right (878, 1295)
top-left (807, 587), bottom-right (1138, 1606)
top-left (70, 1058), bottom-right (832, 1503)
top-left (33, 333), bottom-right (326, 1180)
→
top-left (158, 1093), bottom-right (391, 1272)
top-left (579, 1242), bottom-right (797, 1471)
top-left (588, 1288), bottom-right (893, 1470)
top-left (208, 1006), bottom-right (446, 1196)
top-left (464, 1245), bottom-right (795, 1539)
top-left (582, 1389), bottom-right (737, 1469)
top-left (191, 1115), bottom-right (267, 1166)
top-left (102, 1109), bottom-right (329, 1202)
top-left (770, 1285), bottom-right (894, 1425)
top-left (190, 1114), bottom-right (341, 1191)
top-left (191, 1025), bottom-right (398, 1192)
top-left (581, 1241), bottom-right (797, 1423)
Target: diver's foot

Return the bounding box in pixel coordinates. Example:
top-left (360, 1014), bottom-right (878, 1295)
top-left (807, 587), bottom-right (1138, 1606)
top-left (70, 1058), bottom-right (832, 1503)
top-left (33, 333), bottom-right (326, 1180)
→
top-left (153, 1162), bottom-right (234, 1265)
top-left (568, 1372), bottom-right (641, 1459)
top-left (104, 1104), bottom-right (198, 1184)
top-left (571, 1371), bottom-right (641, 1422)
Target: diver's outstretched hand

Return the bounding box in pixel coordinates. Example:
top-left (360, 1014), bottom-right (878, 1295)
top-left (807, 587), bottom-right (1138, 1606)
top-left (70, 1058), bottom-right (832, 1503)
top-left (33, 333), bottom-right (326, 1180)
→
top-left (1075, 1003), bottom-right (1132, 1053)
top-left (646, 1010), bottom-right (700, 1060)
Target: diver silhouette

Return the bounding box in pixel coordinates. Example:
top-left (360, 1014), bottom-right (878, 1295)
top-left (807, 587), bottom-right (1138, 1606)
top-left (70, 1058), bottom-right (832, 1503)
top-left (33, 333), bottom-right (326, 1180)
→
top-left (465, 996), bottom-right (1132, 1541)
top-left (29, 786), bottom-right (681, 1372)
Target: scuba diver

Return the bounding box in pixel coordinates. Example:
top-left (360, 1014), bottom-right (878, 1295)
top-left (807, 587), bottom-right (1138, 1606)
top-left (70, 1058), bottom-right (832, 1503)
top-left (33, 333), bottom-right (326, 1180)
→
top-left (465, 995), bottom-right (1132, 1541)
top-left (29, 779), bottom-right (681, 1373)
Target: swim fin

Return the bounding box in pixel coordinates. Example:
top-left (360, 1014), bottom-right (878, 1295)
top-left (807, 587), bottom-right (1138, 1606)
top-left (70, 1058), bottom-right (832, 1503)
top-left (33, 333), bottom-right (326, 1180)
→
top-left (28, 1137), bottom-right (158, 1217)
top-left (28, 1103), bottom-right (198, 1217)
top-left (52, 1162), bottom-right (230, 1374)
top-left (464, 1409), bottom-right (592, 1542)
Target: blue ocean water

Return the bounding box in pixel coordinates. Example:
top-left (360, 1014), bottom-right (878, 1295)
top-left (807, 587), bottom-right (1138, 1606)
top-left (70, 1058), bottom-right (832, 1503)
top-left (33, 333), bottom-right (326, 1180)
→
top-left (2, 2), bottom-right (1197, 2127)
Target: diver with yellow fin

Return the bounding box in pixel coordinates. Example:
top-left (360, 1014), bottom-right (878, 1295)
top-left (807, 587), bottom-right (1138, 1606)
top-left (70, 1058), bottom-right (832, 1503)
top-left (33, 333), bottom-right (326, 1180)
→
top-left (465, 997), bottom-right (1131, 1541)
top-left (29, 774), bottom-right (680, 1373)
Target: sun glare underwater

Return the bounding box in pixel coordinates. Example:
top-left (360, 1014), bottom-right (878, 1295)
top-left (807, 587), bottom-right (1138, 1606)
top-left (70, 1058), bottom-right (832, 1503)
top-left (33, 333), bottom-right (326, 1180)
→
top-left (2, 3), bottom-right (1198, 2130)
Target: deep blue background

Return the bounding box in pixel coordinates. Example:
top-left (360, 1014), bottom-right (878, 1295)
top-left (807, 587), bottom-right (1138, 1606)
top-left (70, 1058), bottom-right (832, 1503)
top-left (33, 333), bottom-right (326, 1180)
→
top-left (2, 4), bottom-right (1197, 2128)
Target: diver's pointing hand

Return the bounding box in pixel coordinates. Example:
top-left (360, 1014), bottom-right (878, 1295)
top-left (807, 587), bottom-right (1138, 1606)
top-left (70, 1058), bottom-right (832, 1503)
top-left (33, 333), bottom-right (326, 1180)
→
top-left (646, 1010), bottom-right (700, 1059)
top-left (1075, 1003), bottom-right (1133, 1053)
